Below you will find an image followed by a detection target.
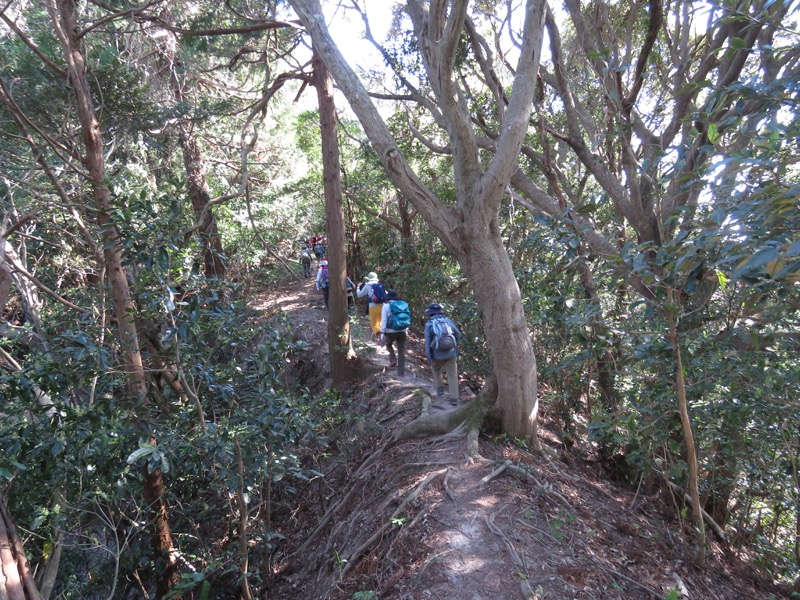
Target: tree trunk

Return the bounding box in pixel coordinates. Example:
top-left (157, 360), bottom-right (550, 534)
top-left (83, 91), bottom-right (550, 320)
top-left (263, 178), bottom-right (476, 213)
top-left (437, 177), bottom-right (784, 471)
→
top-left (667, 289), bottom-right (706, 566)
top-left (461, 223), bottom-right (538, 445)
top-left (291, 0), bottom-right (547, 445)
top-left (142, 467), bottom-right (180, 598)
top-left (179, 122), bottom-right (226, 278)
top-left (0, 493), bottom-right (41, 600)
top-left (155, 13), bottom-right (226, 279)
top-left (313, 47), bottom-right (356, 389)
top-left (51, 1), bottom-right (179, 594)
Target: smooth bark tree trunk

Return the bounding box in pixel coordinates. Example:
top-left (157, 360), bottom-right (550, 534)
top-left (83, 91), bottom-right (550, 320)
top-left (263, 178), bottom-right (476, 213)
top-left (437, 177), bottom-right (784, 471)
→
top-left (51, 1), bottom-right (179, 594)
top-left (314, 48), bottom-right (356, 388)
top-left (291, 0), bottom-right (547, 446)
top-left (460, 221), bottom-right (538, 442)
top-left (667, 289), bottom-right (706, 566)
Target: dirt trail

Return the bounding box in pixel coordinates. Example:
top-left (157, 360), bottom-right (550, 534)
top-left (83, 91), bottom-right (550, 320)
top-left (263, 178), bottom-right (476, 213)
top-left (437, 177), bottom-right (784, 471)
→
top-left (257, 276), bottom-right (786, 600)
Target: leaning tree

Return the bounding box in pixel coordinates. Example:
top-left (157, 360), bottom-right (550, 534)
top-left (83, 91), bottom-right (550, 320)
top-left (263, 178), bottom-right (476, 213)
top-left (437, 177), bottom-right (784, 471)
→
top-left (290, 0), bottom-right (548, 447)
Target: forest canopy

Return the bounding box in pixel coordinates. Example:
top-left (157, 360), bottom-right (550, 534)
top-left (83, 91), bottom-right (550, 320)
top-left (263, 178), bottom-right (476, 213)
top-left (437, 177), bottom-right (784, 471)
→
top-left (1, 0), bottom-right (799, 597)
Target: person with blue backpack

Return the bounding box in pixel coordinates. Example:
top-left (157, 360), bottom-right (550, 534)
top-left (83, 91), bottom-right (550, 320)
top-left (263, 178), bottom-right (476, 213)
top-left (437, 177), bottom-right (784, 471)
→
top-left (380, 289), bottom-right (411, 376)
top-left (424, 303), bottom-right (462, 406)
top-left (357, 271), bottom-right (386, 341)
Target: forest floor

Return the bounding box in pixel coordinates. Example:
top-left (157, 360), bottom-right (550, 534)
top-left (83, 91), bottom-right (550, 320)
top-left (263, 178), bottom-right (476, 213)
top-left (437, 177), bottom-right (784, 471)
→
top-left (252, 275), bottom-right (789, 600)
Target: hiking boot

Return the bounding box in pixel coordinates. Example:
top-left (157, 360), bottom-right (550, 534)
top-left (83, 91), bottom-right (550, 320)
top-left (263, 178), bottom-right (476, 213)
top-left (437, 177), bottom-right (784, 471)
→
top-left (389, 360), bottom-right (397, 367)
top-left (449, 398), bottom-right (458, 407)
top-left (437, 387), bottom-right (445, 396)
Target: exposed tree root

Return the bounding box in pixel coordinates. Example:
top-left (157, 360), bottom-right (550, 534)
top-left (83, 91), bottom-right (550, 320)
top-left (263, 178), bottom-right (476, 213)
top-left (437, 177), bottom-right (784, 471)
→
top-left (484, 507), bottom-right (536, 600)
top-left (466, 427), bottom-right (481, 457)
top-left (291, 483), bottom-right (357, 559)
top-left (506, 462), bottom-right (572, 509)
top-left (392, 402), bottom-right (471, 441)
top-left (341, 468), bottom-right (448, 577)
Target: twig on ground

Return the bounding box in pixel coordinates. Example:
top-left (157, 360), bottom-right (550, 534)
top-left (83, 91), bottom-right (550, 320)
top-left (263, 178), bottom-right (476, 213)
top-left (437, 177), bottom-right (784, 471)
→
top-left (606, 567), bottom-right (662, 599)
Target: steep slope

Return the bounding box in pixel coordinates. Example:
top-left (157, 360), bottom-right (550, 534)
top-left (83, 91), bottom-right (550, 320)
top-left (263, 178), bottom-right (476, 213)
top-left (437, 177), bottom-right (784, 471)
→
top-left (256, 277), bottom-right (787, 600)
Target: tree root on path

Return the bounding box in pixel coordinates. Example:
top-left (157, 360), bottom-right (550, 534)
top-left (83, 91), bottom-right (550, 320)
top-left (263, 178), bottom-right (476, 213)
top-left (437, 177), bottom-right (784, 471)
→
top-left (392, 403), bottom-right (471, 441)
top-left (484, 506), bottom-right (536, 600)
top-left (505, 462), bottom-right (573, 510)
top-left (292, 485), bottom-right (358, 559)
top-left (341, 468), bottom-right (449, 577)
top-left (477, 458), bottom-right (573, 510)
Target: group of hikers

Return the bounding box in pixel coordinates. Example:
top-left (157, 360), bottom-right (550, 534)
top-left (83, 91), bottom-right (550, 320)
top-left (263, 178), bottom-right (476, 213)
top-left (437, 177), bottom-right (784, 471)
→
top-left (299, 235), bottom-right (327, 279)
top-left (306, 254), bottom-right (463, 406)
top-left (362, 273), bottom-right (463, 406)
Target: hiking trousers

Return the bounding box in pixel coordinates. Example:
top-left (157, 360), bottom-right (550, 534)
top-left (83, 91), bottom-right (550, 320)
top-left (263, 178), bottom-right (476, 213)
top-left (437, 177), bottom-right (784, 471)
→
top-left (431, 356), bottom-right (458, 401)
top-left (384, 331), bottom-right (407, 376)
top-left (368, 304), bottom-right (382, 336)
top-left (321, 286), bottom-right (329, 308)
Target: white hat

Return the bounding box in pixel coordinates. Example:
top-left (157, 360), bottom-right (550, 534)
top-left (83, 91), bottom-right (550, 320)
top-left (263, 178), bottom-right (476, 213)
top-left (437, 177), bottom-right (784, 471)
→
top-left (321, 260), bottom-right (328, 266)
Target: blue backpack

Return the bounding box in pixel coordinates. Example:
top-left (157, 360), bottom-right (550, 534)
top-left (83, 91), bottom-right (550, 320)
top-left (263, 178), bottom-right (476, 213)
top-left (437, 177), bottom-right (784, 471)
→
top-left (388, 300), bottom-right (411, 330)
top-left (370, 282), bottom-right (386, 303)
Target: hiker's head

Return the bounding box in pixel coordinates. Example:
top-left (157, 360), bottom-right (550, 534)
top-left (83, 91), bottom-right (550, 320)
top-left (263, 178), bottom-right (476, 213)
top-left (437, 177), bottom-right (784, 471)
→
top-left (386, 289), bottom-right (399, 301)
top-left (425, 303), bottom-right (443, 316)
top-left (364, 272), bottom-right (379, 284)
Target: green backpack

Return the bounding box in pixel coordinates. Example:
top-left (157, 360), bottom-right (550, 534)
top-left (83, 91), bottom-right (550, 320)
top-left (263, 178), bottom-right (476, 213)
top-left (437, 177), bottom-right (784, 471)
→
top-left (388, 300), bottom-right (411, 330)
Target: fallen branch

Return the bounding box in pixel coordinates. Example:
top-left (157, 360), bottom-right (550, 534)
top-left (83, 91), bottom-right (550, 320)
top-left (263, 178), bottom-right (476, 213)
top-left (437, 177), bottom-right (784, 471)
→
top-left (607, 567), bottom-right (662, 599)
top-left (667, 481), bottom-right (727, 542)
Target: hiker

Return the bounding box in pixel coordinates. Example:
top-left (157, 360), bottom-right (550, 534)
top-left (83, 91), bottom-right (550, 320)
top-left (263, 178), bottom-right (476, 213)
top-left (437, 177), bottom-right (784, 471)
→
top-left (357, 272), bottom-right (386, 341)
top-left (380, 289), bottom-right (411, 376)
top-left (313, 241), bottom-right (325, 262)
top-left (315, 259), bottom-right (330, 308)
top-left (345, 276), bottom-right (356, 313)
top-left (300, 246), bottom-right (312, 278)
top-left (424, 303), bottom-right (462, 406)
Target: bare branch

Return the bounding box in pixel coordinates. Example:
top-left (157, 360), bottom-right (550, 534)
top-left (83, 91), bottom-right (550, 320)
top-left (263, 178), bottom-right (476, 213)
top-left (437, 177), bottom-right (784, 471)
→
top-left (0, 11), bottom-right (68, 78)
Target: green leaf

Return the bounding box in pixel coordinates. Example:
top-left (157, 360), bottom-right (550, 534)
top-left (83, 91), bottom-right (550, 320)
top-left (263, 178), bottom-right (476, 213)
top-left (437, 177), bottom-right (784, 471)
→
top-left (126, 446), bottom-right (154, 464)
top-left (729, 37), bottom-right (748, 51)
top-left (716, 270), bottom-right (728, 290)
top-left (707, 122), bottom-right (720, 144)
top-left (732, 245), bottom-right (780, 279)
